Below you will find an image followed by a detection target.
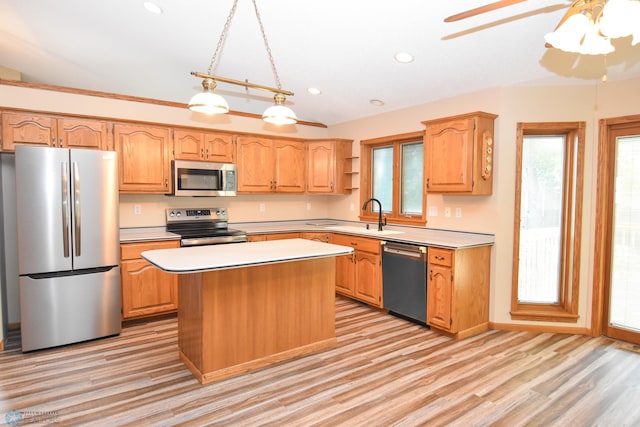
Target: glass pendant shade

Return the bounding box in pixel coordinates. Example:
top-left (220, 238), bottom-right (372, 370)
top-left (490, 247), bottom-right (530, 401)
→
top-left (262, 94), bottom-right (297, 125)
top-left (188, 79), bottom-right (229, 115)
top-left (580, 25), bottom-right (615, 55)
top-left (545, 13), bottom-right (590, 53)
top-left (600, 0), bottom-right (640, 39)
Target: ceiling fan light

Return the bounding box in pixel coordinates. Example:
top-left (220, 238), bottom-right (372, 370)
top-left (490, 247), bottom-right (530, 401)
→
top-left (545, 13), bottom-right (590, 53)
top-left (579, 25), bottom-right (615, 55)
top-left (262, 94), bottom-right (297, 125)
top-left (599, 0), bottom-right (640, 39)
top-left (188, 79), bottom-right (230, 115)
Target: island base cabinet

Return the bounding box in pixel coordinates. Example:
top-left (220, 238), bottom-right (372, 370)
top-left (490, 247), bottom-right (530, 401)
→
top-left (178, 257), bottom-right (337, 384)
top-left (427, 245), bottom-right (491, 339)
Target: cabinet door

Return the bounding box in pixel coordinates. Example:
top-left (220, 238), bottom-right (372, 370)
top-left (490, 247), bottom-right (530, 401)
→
top-left (354, 251), bottom-right (382, 307)
top-left (265, 232), bottom-right (301, 240)
top-left (273, 139), bottom-right (306, 193)
top-left (425, 118), bottom-right (473, 193)
top-left (203, 132), bottom-right (235, 163)
top-left (236, 136), bottom-right (274, 193)
top-left (58, 118), bottom-right (112, 150)
top-left (121, 259), bottom-right (178, 318)
top-left (335, 253), bottom-right (355, 297)
top-left (114, 124), bottom-right (172, 193)
top-left (1, 112), bottom-right (57, 151)
top-left (427, 264), bottom-right (454, 331)
top-left (301, 232), bottom-right (330, 243)
top-left (174, 130), bottom-right (203, 161)
top-left (307, 141), bottom-right (335, 193)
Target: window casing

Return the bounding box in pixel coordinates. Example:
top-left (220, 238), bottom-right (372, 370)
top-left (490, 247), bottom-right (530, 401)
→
top-left (511, 122), bottom-right (585, 322)
top-left (360, 131), bottom-right (425, 225)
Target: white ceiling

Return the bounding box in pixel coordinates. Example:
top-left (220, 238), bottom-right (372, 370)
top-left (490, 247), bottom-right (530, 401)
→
top-left (1, 0), bottom-right (640, 126)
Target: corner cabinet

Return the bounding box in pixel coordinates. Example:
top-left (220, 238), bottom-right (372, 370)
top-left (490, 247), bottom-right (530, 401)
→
top-left (236, 136), bottom-right (306, 193)
top-left (422, 111), bottom-right (497, 195)
top-left (173, 129), bottom-right (235, 163)
top-left (1, 111), bottom-right (112, 151)
top-left (427, 245), bottom-right (491, 339)
top-left (331, 234), bottom-right (382, 308)
top-left (114, 123), bottom-right (172, 193)
top-left (120, 240), bottom-right (180, 319)
top-left (306, 139), bottom-right (356, 194)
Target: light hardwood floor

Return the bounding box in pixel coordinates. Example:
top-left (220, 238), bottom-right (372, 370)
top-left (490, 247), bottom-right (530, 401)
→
top-left (1, 296), bottom-right (639, 426)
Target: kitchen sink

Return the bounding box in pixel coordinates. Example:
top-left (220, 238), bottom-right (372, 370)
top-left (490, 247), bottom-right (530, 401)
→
top-left (326, 225), bottom-right (404, 236)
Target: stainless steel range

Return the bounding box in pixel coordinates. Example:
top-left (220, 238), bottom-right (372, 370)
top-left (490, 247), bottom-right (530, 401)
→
top-left (166, 208), bottom-right (247, 246)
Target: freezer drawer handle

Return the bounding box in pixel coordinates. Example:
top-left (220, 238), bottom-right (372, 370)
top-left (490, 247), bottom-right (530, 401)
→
top-left (73, 162), bottom-right (81, 256)
top-left (61, 162), bottom-right (70, 258)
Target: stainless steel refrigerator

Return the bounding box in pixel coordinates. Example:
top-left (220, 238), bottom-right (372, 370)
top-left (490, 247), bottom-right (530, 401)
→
top-left (15, 145), bottom-right (121, 352)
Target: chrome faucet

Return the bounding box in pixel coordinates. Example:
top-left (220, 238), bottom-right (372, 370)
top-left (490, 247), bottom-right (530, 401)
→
top-left (362, 198), bottom-right (386, 231)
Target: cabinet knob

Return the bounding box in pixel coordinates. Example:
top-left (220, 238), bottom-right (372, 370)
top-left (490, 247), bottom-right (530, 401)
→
top-left (426, 178), bottom-right (430, 188)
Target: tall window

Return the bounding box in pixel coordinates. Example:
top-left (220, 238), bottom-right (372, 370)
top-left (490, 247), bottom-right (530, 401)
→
top-left (361, 131), bottom-right (425, 225)
top-left (511, 122), bottom-right (585, 322)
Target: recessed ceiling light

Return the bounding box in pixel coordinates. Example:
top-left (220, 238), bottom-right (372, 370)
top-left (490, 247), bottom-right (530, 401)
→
top-left (370, 99), bottom-right (385, 107)
top-left (143, 1), bottom-right (163, 14)
top-left (394, 52), bottom-right (414, 63)
top-left (307, 87), bottom-right (322, 95)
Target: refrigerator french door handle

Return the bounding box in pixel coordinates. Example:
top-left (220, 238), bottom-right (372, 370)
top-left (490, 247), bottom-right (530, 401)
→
top-left (73, 161), bottom-right (81, 257)
top-left (61, 162), bottom-right (70, 258)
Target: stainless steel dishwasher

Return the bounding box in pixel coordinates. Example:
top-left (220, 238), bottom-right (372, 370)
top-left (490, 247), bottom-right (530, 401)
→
top-left (382, 241), bottom-right (428, 324)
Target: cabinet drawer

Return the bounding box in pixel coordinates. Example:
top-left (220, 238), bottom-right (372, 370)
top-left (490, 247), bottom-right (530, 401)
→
top-left (331, 234), bottom-right (381, 254)
top-left (429, 248), bottom-right (453, 267)
top-left (121, 240), bottom-right (179, 261)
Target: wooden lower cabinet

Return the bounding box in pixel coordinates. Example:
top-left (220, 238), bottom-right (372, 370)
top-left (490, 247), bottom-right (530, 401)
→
top-left (427, 245), bottom-right (491, 339)
top-left (120, 240), bottom-right (180, 319)
top-left (300, 232), bottom-right (330, 243)
top-left (331, 234), bottom-right (382, 308)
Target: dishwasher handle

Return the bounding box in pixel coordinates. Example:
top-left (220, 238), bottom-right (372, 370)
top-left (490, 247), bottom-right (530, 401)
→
top-left (383, 242), bottom-right (427, 260)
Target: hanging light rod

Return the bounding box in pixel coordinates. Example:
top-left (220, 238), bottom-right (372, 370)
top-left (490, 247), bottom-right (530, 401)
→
top-left (190, 71), bottom-right (294, 96)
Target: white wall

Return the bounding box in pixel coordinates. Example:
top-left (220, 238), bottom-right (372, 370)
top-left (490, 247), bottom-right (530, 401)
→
top-left (328, 76), bottom-right (640, 329)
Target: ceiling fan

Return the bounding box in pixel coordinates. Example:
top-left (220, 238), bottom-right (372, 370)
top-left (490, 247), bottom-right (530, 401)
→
top-left (444, 0), bottom-right (640, 55)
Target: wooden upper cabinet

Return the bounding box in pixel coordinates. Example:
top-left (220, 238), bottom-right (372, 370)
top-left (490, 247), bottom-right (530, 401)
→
top-left (236, 136), bottom-right (305, 193)
top-left (273, 139), bottom-right (305, 193)
top-left (423, 112), bottom-right (497, 195)
top-left (236, 136), bottom-right (274, 193)
top-left (114, 123), bottom-right (172, 194)
top-left (174, 129), bottom-right (235, 163)
top-left (1, 112), bottom-right (112, 151)
top-left (58, 118), bottom-right (112, 150)
top-left (307, 139), bottom-right (354, 194)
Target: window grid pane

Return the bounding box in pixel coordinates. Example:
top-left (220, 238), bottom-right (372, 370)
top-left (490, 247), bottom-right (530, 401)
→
top-left (401, 142), bottom-right (423, 215)
top-left (517, 135), bottom-right (565, 304)
top-left (372, 146), bottom-right (393, 212)
top-left (610, 135), bottom-right (640, 332)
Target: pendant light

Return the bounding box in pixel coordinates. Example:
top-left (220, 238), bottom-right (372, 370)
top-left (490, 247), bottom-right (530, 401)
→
top-left (188, 0), bottom-right (297, 125)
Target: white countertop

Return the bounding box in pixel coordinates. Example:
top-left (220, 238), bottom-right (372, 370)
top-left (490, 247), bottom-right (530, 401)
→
top-left (120, 227), bottom-right (180, 243)
top-left (141, 238), bottom-right (354, 273)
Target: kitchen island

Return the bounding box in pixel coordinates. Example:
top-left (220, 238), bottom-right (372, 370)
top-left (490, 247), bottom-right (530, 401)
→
top-left (141, 238), bottom-right (353, 384)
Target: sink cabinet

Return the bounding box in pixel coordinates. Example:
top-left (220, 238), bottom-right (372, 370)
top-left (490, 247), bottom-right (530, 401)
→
top-left (120, 240), bottom-right (180, 319)
top-left (331, 234), bottom-right (382, 308)
top-left (422, 111), bottom-right (497, 195)
top-left (426, 245), bottom-right (491, 339)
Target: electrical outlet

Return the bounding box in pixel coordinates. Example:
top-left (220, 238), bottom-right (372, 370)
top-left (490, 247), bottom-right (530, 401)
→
top-left (350, 203), bottom-right (355, 212)
top-left (259, 203), bottom-right (266, 213)
top-left (455, 207), bottom-right (462, 218)
top-left (444, 207), bottom-right (451, 218)
top-left (306, 202), bottom-right (312, 211)
top-left (134, 204), bottom-right (142, 215)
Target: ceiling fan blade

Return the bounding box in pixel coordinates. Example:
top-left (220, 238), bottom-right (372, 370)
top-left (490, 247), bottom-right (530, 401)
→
top-left (444, 0), bottom-right (529, 22)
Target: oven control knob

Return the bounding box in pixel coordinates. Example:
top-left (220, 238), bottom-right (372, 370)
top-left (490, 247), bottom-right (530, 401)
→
top-left (169, 211), bottom-right (175, 217)
top-left (176, 211), bottom-right (181, 217)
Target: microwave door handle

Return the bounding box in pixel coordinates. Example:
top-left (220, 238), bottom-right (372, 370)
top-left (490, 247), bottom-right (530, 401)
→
top-left (61, 162), bottom-right (70, 258)
top-left (73, 161), bottom-right (81, 257)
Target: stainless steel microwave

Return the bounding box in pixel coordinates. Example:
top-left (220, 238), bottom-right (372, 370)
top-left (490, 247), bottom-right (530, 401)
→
top-left (171, 160), bottom-right (237, 196)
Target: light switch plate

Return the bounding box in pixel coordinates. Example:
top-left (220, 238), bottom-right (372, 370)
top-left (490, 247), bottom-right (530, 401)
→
top-left (428, 206), bottom-right (438, 217)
